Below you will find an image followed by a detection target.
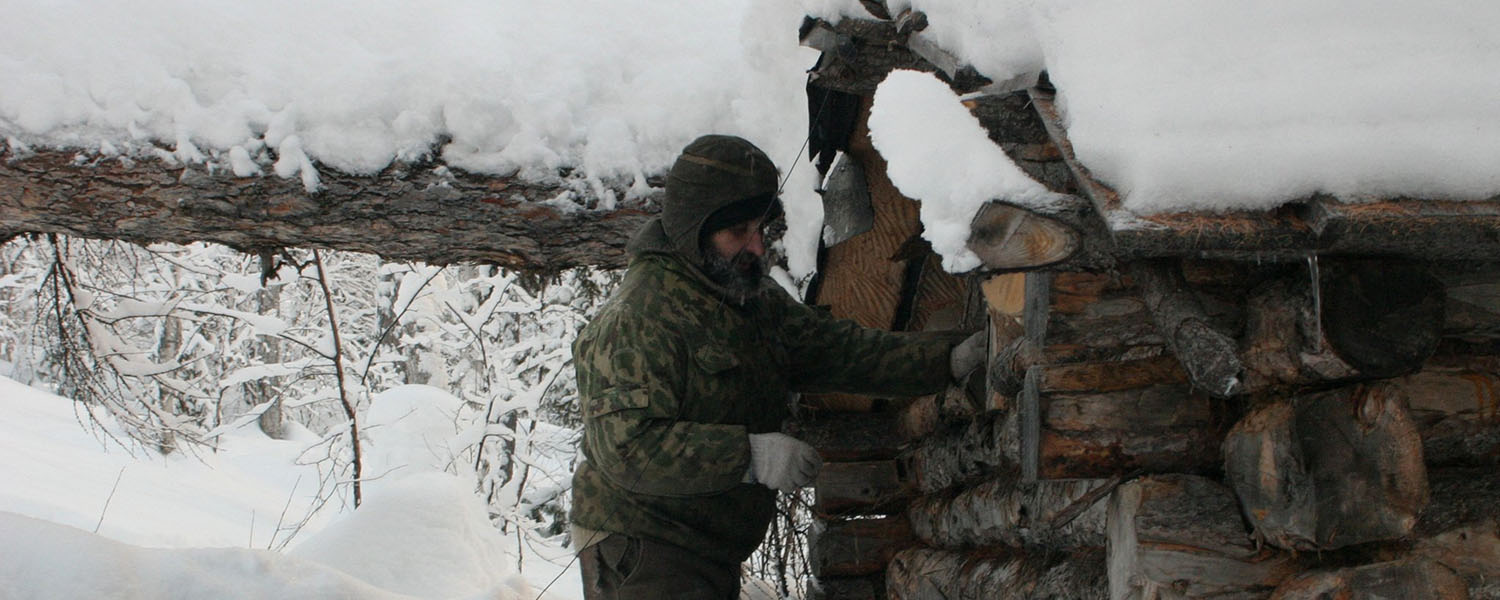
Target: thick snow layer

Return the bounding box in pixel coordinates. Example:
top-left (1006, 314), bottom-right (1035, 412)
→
top-left (0, 513), bottom-right (416, 600)
top-left (810, 0), bottom-right (1500, 214)
top-left (869, 70), bottom-right (1063, 272)
top-left (1037, 0), bottom-right (1500, 212)
top-left (288, 473), bottom-right (530, 599)
top-left (0, 0), bottom-right (826, 277)
top-left (0, 376), bottom-right (575, 599)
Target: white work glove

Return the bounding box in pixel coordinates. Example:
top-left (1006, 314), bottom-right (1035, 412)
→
top-left (949, 330), bottom-right (986, 381)
top-left (743, 432), bottom-right (823, 492)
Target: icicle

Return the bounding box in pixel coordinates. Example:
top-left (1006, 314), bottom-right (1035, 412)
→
top-left (1307, 253), bottom-right (1322, 341)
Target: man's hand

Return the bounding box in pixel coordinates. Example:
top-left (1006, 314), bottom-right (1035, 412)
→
top-left (949, 330), bottom-right (986, 381)
top-left (743, 433), bottom-right (823, 492)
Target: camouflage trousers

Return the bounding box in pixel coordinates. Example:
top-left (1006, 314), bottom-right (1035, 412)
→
top-left (579, 534), bottom-right (740, 600)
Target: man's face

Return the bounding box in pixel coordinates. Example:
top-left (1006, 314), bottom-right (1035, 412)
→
top-left (701, 217), bottom-right (767, 300)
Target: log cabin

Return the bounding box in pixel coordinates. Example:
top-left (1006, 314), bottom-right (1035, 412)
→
top-left (795, 4), bottom-right (1500, 600)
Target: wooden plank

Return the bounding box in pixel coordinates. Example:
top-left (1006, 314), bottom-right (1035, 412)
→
top-left (811, 516), bottom-right (917, 578)
top-left (887, 547), bottom-right (1106, 600)
top-left (1223, 386), bottom-right (1429, 551)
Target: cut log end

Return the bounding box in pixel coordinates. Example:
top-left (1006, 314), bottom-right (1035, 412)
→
top-left (966, 201), bottom-right (1078, 271)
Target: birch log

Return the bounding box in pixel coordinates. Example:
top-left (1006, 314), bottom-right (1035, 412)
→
top-left (906, 477), bottom-right (1109, 549)
top-left (887, 547), bottom-right (1107, 600)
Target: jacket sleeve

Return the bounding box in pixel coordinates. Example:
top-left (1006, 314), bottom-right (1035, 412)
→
top-left (577, 318), bottom-right (752, 497)
top-left (774, 291), bottom-right (962, 396)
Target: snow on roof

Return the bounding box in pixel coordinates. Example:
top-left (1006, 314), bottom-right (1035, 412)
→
top-left (820, 0), bottom-right (1500, 215)
top-left (869, 70), bottom-right (1066, 271)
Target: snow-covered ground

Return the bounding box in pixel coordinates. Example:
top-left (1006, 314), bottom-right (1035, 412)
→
top-left (0, 375), bottom-right (578, 600)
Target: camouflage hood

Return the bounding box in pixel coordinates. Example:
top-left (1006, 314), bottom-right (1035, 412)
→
top-left (658, 134), bottom-right (780, 260)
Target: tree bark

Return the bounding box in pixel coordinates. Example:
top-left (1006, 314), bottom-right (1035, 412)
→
top-left (906, 477), bottom-right (1109, 549)
top-left (886, 547), bottom-right (1107, 600)
top-left (1109, 474), bottom-right (1303, 600)
top-left (0, 149), bottom-right (653, 273)
top-left (1222, 387), bottom-right (1429, 552)
top-left (1131, 259), bottom-right (1244, 397)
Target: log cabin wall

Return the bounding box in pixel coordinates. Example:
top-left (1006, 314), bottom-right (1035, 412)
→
top-left (798, 8), bottom-right (1500, 600)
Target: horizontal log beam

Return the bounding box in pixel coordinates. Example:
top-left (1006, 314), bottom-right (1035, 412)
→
top-left (887, 547), bottom-right (1106, 600)
top-left (0, 148), bottom-right (654, 273)
top-left (811, 516), bottom-right (917, 578)
top-left (907, 477), bottom-right (1109, 549)
top-left (815, 460), bottom-right (910, 516)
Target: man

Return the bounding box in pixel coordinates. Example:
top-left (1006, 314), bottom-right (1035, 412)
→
top-left (569, 135), bottom-right (984, 599)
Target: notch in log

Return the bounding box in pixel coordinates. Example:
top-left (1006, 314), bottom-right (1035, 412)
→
top-left (1130, 259), bottom-right (1243, 398)
top-left (1223, 386), bottom-right (1429, 552)
top-left (815, 460), bottom-right (910, 516)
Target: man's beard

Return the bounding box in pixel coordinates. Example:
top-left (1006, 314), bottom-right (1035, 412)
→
top-left (701, 248), bottom-right (766, 303)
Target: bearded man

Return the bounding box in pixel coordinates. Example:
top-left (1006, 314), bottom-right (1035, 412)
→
top-left (569, 135), bottom-right (983, 599)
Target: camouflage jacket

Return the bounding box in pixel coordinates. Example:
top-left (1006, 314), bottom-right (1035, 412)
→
top-left (569, 221), bottom-right (957, 566)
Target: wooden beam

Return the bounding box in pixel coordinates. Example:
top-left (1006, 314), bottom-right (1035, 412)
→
top-left (1372, 367), bottom-right (1500, 466)
top-left (1240, 263), bottom-right (1443, 392)
top-left (0, 148), bottom-right (652, 273)
top-left (815, 460), bottom-right (910, 516)
top-left (886, 547), bottom-right (1107, 600)
top-left (1304, 195), bottom-right (1500, 261)
top-left (906, 477), bottom-right (1109, 549)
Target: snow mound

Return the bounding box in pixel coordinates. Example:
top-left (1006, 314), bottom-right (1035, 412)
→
top-left (0, 511), bottom-right (411, 600)
top-left (291, 472), bottom-right (529, 599)
top-left (362, 384), bottom-right (470, 480)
